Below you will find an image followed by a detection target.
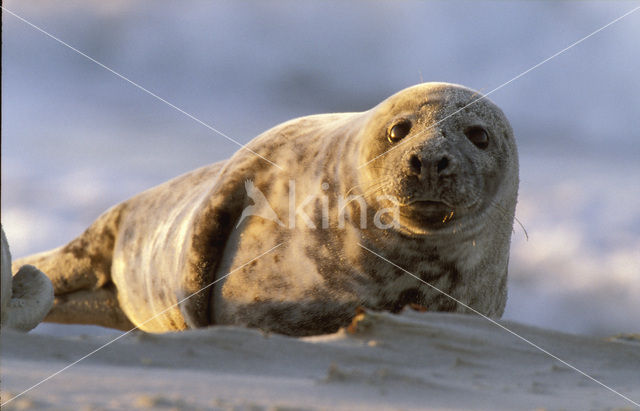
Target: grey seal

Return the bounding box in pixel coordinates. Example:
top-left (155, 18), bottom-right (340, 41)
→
top-left (14, 82), bottom-right (518, 336)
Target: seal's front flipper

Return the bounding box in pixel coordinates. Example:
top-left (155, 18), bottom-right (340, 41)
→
top-left (106, 160), bottom-right (250, 332)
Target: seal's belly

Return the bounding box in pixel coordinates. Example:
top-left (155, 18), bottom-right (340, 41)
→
top-left (210, 220), bottom-right (455, 335)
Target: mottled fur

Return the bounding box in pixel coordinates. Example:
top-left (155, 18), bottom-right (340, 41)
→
top-left (14, 83), bottom-right (518, 336)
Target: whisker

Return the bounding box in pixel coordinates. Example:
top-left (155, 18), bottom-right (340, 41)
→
top-left (486, 199), bottom-right (528, 241)
top-left (514, 216), bottom-right (529, 241)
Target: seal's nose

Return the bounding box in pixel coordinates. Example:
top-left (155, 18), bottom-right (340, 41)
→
top-left (408, 154), bottom-right (422, 175)
top-left (407, 154), bottom-right (451, 177)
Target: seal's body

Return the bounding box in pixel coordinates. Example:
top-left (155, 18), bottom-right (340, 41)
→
top-left (15, 83), bottom-right (518, 336)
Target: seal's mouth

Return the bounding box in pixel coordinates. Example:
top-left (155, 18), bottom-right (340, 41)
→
top-left (408, 199), bottom-right (449, 208)
top-left (400, 200), bottom-right (457, 226)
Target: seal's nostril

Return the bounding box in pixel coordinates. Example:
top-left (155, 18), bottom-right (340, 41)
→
top-left (437, 157), bottom-right (449, 173)
top-left (409, 155), bottom-right (422, 175)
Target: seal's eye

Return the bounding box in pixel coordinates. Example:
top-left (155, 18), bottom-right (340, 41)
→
top-left (465, 126), bottom-right (489, 149)
top-left (388, 120), bottom-right (412, 143)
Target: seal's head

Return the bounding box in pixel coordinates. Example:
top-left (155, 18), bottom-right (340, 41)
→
top-left (358, 82), bottom-right (518, 236)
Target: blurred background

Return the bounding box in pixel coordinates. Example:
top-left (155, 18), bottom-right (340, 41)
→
top-left (2, 1), bottom-right (639, 337)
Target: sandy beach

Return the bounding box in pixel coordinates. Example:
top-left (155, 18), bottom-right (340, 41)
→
top-left (2, 311), bottom-right (639, 410)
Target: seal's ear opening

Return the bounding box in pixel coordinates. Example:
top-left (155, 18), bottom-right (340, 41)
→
top-left (387, 119), bottom-right (412, 143)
